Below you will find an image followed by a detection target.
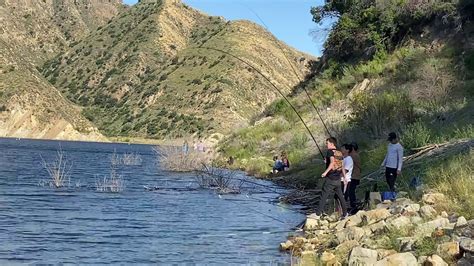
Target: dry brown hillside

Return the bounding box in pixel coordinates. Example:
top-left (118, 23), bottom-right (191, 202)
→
top-left (42, 0), bottom-right (314, 139)
top-left (0, 0), bottom-right (124, 140)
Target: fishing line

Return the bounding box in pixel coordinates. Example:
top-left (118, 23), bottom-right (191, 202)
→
top-left (243, 5), bottom-right (332, 137)
top-left (195, 46), bottom-right (325, 159)
top-left (217, 193), bottom-right (299, 228)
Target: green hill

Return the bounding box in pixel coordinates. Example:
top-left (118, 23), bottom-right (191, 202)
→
top-left (42, 0), bottom-right (313, 139)
top-left (217, 0), bottom-right (474, 215)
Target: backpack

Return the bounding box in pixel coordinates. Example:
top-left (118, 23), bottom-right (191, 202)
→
top-left (332, 149), bottom-right (343, 172)
top-left (328, 149), bottom-right (343, 179)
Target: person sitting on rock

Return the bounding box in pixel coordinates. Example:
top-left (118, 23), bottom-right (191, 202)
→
top-left (281, 152), bottom-right (290, 171)
top-left (271, 155), bottom-right (284, 174)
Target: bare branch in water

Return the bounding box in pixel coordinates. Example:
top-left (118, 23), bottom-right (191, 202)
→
top-left (41, 146), bottom-right (72, 188)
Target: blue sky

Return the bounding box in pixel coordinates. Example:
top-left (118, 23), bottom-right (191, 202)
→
top-left (122, 0), bottom-right (334, 56)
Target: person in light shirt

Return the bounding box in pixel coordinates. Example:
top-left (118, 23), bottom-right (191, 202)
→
top-left (381, 132), bottom-right (404, 192)
top-left (340, 144), bottom-right (354, 203)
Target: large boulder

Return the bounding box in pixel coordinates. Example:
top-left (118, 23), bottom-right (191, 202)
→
top-left (337, 227), bottom-right (367, 243)
top-left (375, 252), bottom-right (418, 266)
top-left (456, 216), bottom-right (468, 228)
top-left (280, 240), bottom-right (293, 251)
top-left (459, 237), bottom-right (474, 253)
top-left (416, 218), bottom-right (450, 237)
top-left (304, 214), bottom-right (320, 230)
top-left (345, 212), bottom-right (364, 227)
top-left (424, 254), bottom-right (448, 266)
top-left (348, 247), bottom-right (378, 266)
top-left (422, 193), bottom-right (446, 205)
top-left (300, 250), bottom-right (317, 265)
top-left (437, 241), bottom-right (460, 260)
top-left (377, 249), bottom-right (397, 260)
top-left (320, 251), bottom-right (338, 265)
top-left (368, 220), bottom-right (387, 234)
top-left (362, 209), bottom-right (392, 225)
top-left (420, 205), bottom-right (438, 219)
top-left (387, 215), bottom-right (412, 230)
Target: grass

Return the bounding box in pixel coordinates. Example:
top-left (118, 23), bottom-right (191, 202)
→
top-left (95, 152), bottom-right (125, 193)
top-left (421, 150), bottom-right (474, 219)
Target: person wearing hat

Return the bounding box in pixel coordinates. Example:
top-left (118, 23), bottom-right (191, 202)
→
top-left (381, 132), bottom-right (404, 191)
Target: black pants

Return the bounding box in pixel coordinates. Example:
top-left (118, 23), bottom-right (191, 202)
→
top-left (348, 179), bottom-right (360, 210)
top-left (385, 167), bottom-right (397, 191)
top-left (318, 179), bottom-right (347, 216)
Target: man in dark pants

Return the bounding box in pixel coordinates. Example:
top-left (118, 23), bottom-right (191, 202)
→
top-left (381, 132), bottom-right (404, 191)
top-left (316, 137), bottom-right (348, 219)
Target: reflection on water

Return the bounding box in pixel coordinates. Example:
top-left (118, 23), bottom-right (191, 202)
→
top-left (0, 138), bottom-right (304, 264)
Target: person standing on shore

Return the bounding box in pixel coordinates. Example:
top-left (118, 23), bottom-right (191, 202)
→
top-left (182, 140), bottom-right (189, 155)
top-left (381, 132), bottom-right (404, 192)
top-left (348, 142), bottom-right (361, 214)
top-left (317, 137), bottom-right (348, 219)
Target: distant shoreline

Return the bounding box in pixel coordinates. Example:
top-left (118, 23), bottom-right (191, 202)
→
top-left (0, 136), bottom-right (181, 146)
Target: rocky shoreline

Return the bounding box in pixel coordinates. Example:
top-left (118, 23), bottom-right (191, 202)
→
top-left (279, 192), bottom-right (473, 265)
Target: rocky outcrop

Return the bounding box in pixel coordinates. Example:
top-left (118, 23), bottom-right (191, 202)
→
top-left (281, 193), bottom-right (473, 265)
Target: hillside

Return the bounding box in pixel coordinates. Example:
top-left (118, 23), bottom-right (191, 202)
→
top-left (217, 0), bottom-right (473, 211)
top-left (0, 0), bottom-right (124, 140)
top-left (42, 0), bottom-right (313, 139)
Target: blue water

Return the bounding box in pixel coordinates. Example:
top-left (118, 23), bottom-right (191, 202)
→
top-left (0, 138), bottom-right (304, 264)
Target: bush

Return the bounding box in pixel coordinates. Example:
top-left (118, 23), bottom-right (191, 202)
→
top-left (402, 121), bottom-right (433, 151)
top-left (351, 91), bottom-right (416, 137)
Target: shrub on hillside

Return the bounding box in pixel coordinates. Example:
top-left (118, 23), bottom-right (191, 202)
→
top-left (351, 91), bottom-right (416, 137)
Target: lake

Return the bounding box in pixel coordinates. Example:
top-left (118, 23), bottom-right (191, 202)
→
top-left (0, 138), bottom-right (304, 264)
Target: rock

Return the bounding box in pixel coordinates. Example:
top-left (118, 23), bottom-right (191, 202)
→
top-left (425, 254), bottom-right (448, 266)
top-left (280, 240), bottom-right (293, 251)
top-left (348, 247), bottom-right (378, 266)
top-left (362, 208), bottom-right (391, 225)
top-left (370, 192), bottom-right (382, 205)
top-left (304, 215), bottom-right (320, 230)
top-left (456, 216), bottom-right (468, 228)
top-left (457, 252), bottom-right (474, 266)
top-left (402, 204), bottom-right (420, 215)
top-left (336, 227), bottom-right (367, 243)
top-left (420, 205), bottom-right (438, 219)
top-left (459, 237), bottom-right (474, 253)
top-left (411, 216), bottom-right (423, 225)
top-left (418, 255), bottom-right (427, 265)
top-left (320, 219), bottom-right (329, 227)
top-left (300, 250), bottom-right (317, 265)
top-left (422, 193), bottom-right (446, 205)
top-left (388, 216), bottom-right (412, 230)
top-left (377, 249), bottom-right (397, 260)
top-left (437, 241), bottom-right (460, 260)
top-left (375, 252), bottom-right (417, 265)
top-left (416, 218), bottom-right (450, 237)
top-left (345, 213), bottom-right (363, 227)
top-left (397, 237), bottom-right (415, 252)
top-left (394, 198), bottom-right (414, 206)
top-left (321, 251), bottom-right (337, 265)
top-left (336, 240), bottom-right (359, 256)
top-left (335, 220), bottom-right (347, 231)
top-left (369, 220), bottom-right (387, 234)
top-left (441, 211), bottom-right (448, 218)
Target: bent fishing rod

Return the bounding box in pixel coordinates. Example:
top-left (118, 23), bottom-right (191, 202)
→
top-left (245, 7), bottom-right (332, 137)
top-left (195, 46), bottom-right (325, 159)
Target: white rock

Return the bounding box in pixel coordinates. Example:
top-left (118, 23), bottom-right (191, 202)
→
top-left (425, 254), bottom-right (448, 266)
top-left (388, 215), bottom-right (411, 230)
top-left (460, 237), bottom-right (474, 253)
top-left (416, 217), bottom-right (450, 237)
top-left (441, 211), bottom-right (448, 218)
top-left (336, 227), bottom-right (367, 243)
top-left (348, 247), bottom-right (378, 266)
top-left (422, 193), bottom-right (446, 205)
top-left (375, 252), bottom-right (417, 266)
top-left (455, 216), bottom-right (468, 228)
top-left (420, 205), bottom-right (438, 219)
top-left (362, 208), bottom-right (391, 225)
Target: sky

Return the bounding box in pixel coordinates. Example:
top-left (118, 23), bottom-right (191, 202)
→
top-left (122, 0), bottom-right (335, 56)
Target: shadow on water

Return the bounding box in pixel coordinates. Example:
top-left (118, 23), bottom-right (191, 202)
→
top-left (0, 138), bottom-right (304, 264)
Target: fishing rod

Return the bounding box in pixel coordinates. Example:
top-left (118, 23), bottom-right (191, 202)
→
top-left (195, 46), bottom-right (325, 159)
top-left (245, 7), bottom-right (332, 137)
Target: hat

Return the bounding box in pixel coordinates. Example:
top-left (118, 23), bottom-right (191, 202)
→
top-left (387, 132), bottom-right (397, 141)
